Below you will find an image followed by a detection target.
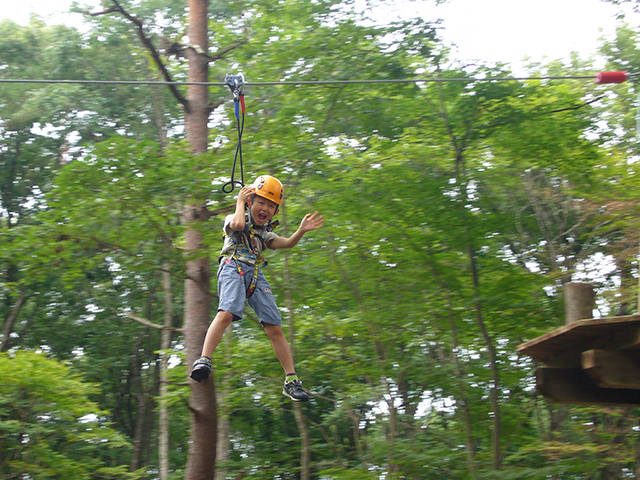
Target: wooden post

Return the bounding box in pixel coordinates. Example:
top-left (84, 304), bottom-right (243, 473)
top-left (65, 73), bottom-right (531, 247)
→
top-left (564, 282), bottom-right (595, 324)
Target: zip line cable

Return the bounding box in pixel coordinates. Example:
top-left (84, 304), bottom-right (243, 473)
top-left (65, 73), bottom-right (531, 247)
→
top-left (1, 70), bottom-right (633, 195)
top-left (209, 70), bottom-right (630, 194)
top-left (0, 72), bottom-right (633, 87)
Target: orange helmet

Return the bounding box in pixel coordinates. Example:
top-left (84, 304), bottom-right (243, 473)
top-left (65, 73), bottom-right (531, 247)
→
top-left (251, 175), bottom-right (284, 206)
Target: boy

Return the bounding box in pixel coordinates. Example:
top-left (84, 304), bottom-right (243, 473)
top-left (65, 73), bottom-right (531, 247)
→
top-left (190, 175), bottom-right (323, 402)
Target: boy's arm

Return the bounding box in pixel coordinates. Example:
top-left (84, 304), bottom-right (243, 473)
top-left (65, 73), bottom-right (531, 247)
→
top-left (268, 211), bottom-right (323, 250)
top-left (228, 186), bottom-right (255, 231)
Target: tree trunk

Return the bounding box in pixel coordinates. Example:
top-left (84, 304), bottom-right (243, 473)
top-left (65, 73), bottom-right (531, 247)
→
top-left (615, 260), bottom-right (635, 316)
top-left (159, 261), bottom-right (173, 480)
top-left (0, 290), bottom-right (25, 352)
top-left (183, 0), bottom-right (217, 478)
top-left (435, 84), bottom-right (502, 472)
top-left (635, 433), bottom-right (640, 480)
top-left (466, 241), bottom-right (502, 470)
top-left (458, 174), bottom-right (502, 470)
top-left (215, 327), bottom-right (233, 480)
top-left (387, 402), bottom-right (398, 474)
top-left (131, 370), bottom-right (156, 471)
top-left (184, 215), bottom-right (216, 480)
top-left (442, 288), bottom-right (476, 479)
top-left (214, 384), bottom-right (230, 480)
top-left (292, 402), bottom-right (311, 480)
top-left (130, 327), bottom-right (157, 471)
top-left (184, 0), bottom-right (210, 154)
top-left (281, 204), bottom-right (311, 480)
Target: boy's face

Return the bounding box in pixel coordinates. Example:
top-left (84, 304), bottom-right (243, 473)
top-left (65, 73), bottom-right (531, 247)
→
top-left (250, 195), bottom-right (278, 225)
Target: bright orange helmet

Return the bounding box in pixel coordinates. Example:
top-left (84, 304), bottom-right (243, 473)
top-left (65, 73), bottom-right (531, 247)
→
top-left (251, 175), bottom-right (284, 206)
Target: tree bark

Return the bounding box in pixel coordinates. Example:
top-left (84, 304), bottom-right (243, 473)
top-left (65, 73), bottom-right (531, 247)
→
top-left (458, 173), bottom-right (502, 471)
top-left (130, 327), bottom-right (157, 471)
top-left (387, 401), bottom-right (398, 474)
top-left (443, 289), bottom-right (476, 478)
top-left (433, 78), bottom-right (503, 472)
top-left (281, 204), bottom-right (311, 480)
top-left (184, 213), bottom-right (216, 480)
top-left (0, 291), bottom-right (25, 352)
top-left (635, 431), bottom-right (640, 480)
top-left (215, 327), bottom-right (233, 480)
top-left (184, 0), bottom-right (210, 151)
top-left (183, 0), bottom-right (217, 478)
top-left (466, 240), bottom-right (502, 470)
top-left (130, 370), bottom-right (156, 471)
top-left (159, 261), bottom-right (173, 480)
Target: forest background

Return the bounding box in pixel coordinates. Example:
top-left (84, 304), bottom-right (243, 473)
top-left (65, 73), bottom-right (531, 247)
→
top-left (1, 0), bottom-right (640, 479)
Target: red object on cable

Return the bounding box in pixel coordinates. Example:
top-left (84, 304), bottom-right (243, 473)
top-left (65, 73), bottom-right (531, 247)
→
top-left (595, 71), bottom-right (628, 84)
top-left (240, 95), bottom-right (246, 114)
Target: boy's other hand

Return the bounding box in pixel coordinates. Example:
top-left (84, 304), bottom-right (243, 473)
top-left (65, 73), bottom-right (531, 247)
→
top-left (300, 211), bottom-right (323, 232)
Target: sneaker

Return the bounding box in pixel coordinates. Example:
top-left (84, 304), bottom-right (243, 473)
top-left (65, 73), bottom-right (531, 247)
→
top-left (190, 357), bottom-right (212, 383)
top-left (283, 379), bottom-right (309, 402)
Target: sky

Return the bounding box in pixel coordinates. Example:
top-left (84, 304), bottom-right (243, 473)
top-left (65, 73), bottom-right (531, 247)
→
top-left (378, 0), bottom-right (639, 69)
top-left (1, 0), bottom-right (638, 71)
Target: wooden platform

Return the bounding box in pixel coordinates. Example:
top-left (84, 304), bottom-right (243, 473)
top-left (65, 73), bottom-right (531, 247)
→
top-left (517, 315), bottom-right (640, 406)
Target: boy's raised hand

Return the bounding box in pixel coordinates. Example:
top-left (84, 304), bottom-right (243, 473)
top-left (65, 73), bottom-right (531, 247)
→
top-left (300, 211), bottom-right (324, 233)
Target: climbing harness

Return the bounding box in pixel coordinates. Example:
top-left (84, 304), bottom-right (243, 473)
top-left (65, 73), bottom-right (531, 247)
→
top-left (222, 73), bottom-right (246, 193)
top-left (225, 256), bottom-right (260, 298)
top-left (224, 212), bottom-right (278, 299)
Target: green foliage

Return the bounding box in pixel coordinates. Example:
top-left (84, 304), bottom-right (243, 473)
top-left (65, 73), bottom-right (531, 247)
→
top-left (2, 1), bottom-right (640, 479)
top-left (0, 351), bottom-right (140, 479)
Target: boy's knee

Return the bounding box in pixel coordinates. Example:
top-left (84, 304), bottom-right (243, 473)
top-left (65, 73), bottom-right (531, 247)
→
top-left (264, 323), bottom-right (284, 338)
top-left (214, 310), bottom-right (234, 327)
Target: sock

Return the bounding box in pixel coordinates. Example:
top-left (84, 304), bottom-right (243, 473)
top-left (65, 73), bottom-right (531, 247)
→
top-left (285, 373), bottom-right (298, 383)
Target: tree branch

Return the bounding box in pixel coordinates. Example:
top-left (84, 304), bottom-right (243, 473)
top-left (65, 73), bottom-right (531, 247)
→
top-left (550, 95), bottom-right (606, 113)
top-left (126, 312), bottom-right (183, 334)
top-left (0, 291), bottom-right (27, 352)
top-left (205, 204), bottom-right (235, 220)
top-left (206, 41), bottom-right (247, 62)
top-left (207, 99), bottom-right (225, 115)
top-left (86, 0), bottom-right (190, 111)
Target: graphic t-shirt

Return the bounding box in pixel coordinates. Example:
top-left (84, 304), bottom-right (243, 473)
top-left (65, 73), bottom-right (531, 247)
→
top-left (219, 214), bottom-right (278, 267)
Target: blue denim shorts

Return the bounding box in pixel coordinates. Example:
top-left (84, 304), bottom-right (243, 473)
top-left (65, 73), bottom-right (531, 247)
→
top-left (216, 258), bottom-right (282, 326)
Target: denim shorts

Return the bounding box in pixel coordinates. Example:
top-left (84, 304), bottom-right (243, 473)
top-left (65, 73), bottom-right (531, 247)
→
top-left (216, 258), bottom-right (282, 326)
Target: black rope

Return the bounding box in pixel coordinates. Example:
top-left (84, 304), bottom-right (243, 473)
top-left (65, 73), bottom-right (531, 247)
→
top-left (221, 74), bottom-right (246, 194)
top-left (221, 107), bottom-right (245, 194)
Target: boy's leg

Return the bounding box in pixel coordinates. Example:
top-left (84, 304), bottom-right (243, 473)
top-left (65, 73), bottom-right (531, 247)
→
top-left (249, 271), bottom-right (307, 401)
top-left (263, 324), bottom-right (295, 373)
top-left (190, 310), bottom-right (234, 382)
top-left (201, 310), bottom-right (234, 358)
top-left (263, 324), bottom-right (309, 402)
top-left (191, 259), bottom-right (247, 383)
